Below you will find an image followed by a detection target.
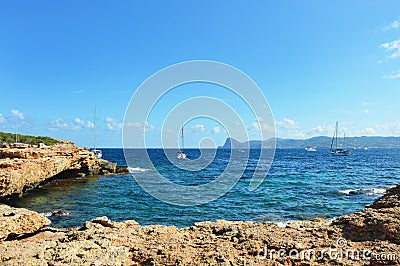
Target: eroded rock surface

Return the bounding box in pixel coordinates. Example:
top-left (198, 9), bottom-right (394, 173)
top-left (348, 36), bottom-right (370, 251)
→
top-left (0, 185), bottom-right (399, 265)
top-left (0, 204), bottom-right (50, 241)
top-left (0, 144), bottom-right (117, 197)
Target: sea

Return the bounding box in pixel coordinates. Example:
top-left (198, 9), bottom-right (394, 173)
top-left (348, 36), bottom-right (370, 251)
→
top-left (2, 148), bottom-right (399, 228)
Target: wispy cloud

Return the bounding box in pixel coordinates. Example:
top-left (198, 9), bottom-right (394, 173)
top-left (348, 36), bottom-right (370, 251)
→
top-left (383, 70), bottom-right (400, 79)
top-left (124, 121), bottom-right (154, 132)
top-left (212, 126), bottom-right (221, 134)
top-left (276, 118), bottom-right (299, 129)
top-left (105, 117), bottom-right (123, 131)
top-left (191, 124), bottom-right (205, 133)
top-left (49, 117), bottom-right (94, 131)
top-left (144, 121), bottom-right (154, 132)
top-left (11, 109), bottom-right (25, 120)
top-left (362, 109), bottom-right (369, 113)
top-left (72, 90), bottom-right (85, 94)
top-left (383, 18), bottom-right (399, 31)
top-left (380, 39), bottom-right (400, 59)
top-left (0, 113), bottom-right (5, 124)
top-left (364, 127), bottom-right (376, 135)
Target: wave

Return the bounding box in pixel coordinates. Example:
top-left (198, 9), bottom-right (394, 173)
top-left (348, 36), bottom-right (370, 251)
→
top-left (128, 167), bottom-right (151, 173)
top-left (274, 221), bottom-right (288, 228)
top-left (40, 210), bottom-right (70, 217)
top-left (338, 186), bottom-right (389, 196)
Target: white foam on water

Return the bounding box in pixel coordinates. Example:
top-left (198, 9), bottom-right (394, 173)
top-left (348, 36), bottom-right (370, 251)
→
top-left (128, 167), bottom-right (151, 173)
top-left (339, 186), bottom-right (391, 196)
top-left (274, 221), bottom-right (288, 228)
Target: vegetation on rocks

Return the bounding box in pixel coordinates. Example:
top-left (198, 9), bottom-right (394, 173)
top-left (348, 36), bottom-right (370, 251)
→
top-left (0, 132), bottom-right (62, 146)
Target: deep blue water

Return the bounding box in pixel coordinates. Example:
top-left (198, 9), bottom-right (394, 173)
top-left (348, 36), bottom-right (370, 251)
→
top-left (2, 148), bottom-right (400, 228)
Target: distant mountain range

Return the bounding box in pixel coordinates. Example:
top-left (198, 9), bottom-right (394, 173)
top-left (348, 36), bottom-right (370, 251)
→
top-left (219, 136), bottom-right (400, 149)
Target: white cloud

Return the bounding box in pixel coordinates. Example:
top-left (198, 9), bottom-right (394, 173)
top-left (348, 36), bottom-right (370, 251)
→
top-left (248, 121), bottom-right (275, 135)
top-left (353, 122), bottom-right (400, 136)
top-left (125, 121), bottom-right (142, 128)
top-left (380, 39), bottom-right (400, 59)
top-left (144, 121), bottom-right (154, 132)
top-left (383, 19), bottom-right (400, 31)
top-left (287, 129), bottom-right (306, 138)
top-left (72, 90), bottom-right (85, 94)
top-left (49, 117), bottom-right (94, 131)
top-left (383, 70), bottom-right (400, 79)
top-left (11, 109), bottom-right (24, 120)
top-left (191, 124), bottom-right (205, 133)
top-left (105, 117), bottom-right (123, 131)
top-left (212, 126), bottom-right (221, 134)
top-left (49, 118), bottom-right (79, 131)
top-left (0, 114), bottom-right (5, 123)
top-left (362, 109), bottom-right (369, 113)
top-left (276, 118), bottom-right (299, 129)
top-left (74, 118), bottom-right (85, 125)
top-left (123, 121), bottom-right (154, 131)
top-left (249, 122), bottom-right (260, 132)
top-left (364, 127), bottom-right (376, 135)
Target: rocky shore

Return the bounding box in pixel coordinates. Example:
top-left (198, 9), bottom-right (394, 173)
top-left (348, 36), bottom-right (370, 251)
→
top-left (0, 144), bottom-right (127, 198)
top-left (0, 185), bottom-right (398, 264)
top-left (0, 144), bottom-right (399, 265)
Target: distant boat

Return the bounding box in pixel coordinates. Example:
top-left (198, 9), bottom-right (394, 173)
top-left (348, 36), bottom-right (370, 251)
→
top-left (330, 121), bottom-right (351, 156)
top-left (177, 127), bottom-right (186, 159)
top-left (305, 146), bottom-right (317, 152)
top-left (93, 106), bottom-right (102, 159)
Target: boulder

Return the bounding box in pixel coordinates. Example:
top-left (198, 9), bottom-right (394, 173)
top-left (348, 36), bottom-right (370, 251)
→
top-left (0, 204), bottom-right (51, 241)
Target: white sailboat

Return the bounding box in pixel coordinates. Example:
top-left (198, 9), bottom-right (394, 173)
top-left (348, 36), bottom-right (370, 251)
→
top-left (93, 106), bottom-right (102, 159)
top-left (330, 121), bottom-right (351, 156)
top-left (177, 127), bottom-right (186, 159)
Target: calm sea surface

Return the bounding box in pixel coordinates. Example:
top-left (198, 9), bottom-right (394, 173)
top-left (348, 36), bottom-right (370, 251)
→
top-left (2, 148), bottom-right (399, 228)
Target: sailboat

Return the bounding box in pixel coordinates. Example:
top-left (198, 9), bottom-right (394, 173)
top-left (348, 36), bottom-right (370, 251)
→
top-left (93, 106), bottom-right (102, 159)
top-left (330, 121), bottom-right (351, 156)
top-left (177, 127), bottom-right (186, 159)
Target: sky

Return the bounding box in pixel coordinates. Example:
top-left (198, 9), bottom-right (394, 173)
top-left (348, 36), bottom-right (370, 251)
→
top-left (0, 1), bottom-right (399, 148)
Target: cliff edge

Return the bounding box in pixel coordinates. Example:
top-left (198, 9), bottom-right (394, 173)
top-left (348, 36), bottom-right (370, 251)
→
top-left (0, 144), bottom-right (117, 198)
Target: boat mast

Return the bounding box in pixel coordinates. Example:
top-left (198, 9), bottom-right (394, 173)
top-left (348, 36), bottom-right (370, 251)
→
top-left (335, 121), bottom-right (338, 150)
top-left (344, 132), bottom-right (346, 148)
top-left (94, 106), bottom-right (96, 151)
top-left (181, 127), bottom-right (184, 153)
top-left (330, 126), bottom-right (335, 152)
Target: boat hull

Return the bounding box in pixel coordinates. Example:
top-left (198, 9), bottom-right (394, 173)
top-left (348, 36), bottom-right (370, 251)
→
top-left (331, 149), bottom-right (351, 156)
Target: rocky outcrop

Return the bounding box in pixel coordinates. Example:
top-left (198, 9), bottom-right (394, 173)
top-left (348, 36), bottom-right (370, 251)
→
top-left (0, 145), bottom-right (117, 198)
top-left (332, 184), bottom-right (400, 244)
top-left (0, 204), bottom-right (50, 241)
top-left (0, 185), bottom-right (399, 265)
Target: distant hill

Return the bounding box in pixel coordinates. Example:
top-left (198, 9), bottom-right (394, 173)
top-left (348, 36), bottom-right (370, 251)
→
top-left (0, 132), bottom-right (62, 146)
top-left (219, 136), bottom-right (400, 149)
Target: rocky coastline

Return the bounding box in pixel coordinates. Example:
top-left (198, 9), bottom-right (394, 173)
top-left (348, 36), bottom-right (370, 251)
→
top-left (0, 144), bottom-right (127, 198)
top-left (0, 145), bottom-right (399, 265)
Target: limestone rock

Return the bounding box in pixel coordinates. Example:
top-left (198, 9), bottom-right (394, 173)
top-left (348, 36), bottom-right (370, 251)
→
top-left (0, 180), bottom-right (399, 264)
top-left (0, 144), bottom-right (118, 197)
top-left (0, 204), bottom-right (51, 241)
top-left (333, 184), bottom-right (400, 244)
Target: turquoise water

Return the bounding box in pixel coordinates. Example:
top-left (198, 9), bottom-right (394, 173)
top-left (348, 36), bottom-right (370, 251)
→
top-left (2, 148), bottom-right (399, 228)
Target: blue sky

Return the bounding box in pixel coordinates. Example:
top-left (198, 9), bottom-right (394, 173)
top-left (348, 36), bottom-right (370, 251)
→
top-left (0, 1), bottom-right (399, 147)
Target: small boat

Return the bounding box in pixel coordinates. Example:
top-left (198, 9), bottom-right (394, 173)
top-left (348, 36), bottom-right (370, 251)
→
top-left (177, 127), bottom-right (186, 159)
top-left (93, 106), bottom-right (102, 159)
top-left (330, 121), bottom-right (351, 156)
top-left (93, 149), bottom-right (102, 159)
top-left (305, 146), bottom-right (317, 152)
